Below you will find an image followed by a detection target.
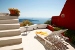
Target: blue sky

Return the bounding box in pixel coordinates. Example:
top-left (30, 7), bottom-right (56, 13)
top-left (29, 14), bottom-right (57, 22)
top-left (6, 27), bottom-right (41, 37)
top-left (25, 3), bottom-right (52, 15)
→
top-left (0, 0), bottom-right (66, 18)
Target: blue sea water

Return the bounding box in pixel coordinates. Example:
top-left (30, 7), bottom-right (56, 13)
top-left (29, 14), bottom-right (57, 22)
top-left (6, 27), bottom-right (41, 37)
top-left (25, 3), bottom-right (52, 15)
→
top-left (19, 18), bottom-right (51, 24)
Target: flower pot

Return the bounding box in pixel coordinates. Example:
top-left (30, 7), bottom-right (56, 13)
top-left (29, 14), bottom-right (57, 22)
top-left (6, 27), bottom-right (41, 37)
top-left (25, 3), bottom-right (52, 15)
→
top-left (8, 8), bottom-right (20, 16)
top-left (9, 10), bottom-right (16, 15)
top-left (46, 25), bottom-right (54, 31)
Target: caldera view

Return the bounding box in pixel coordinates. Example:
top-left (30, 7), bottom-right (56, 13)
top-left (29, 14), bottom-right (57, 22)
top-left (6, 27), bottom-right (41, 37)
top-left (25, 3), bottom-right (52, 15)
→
top-left (0, 0), bottom-right (75, 50)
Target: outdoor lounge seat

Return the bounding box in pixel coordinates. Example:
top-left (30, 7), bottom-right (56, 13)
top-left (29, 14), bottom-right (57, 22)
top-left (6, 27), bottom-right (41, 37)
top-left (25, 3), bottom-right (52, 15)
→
top-left (35, 29), bottom-right (68, 50)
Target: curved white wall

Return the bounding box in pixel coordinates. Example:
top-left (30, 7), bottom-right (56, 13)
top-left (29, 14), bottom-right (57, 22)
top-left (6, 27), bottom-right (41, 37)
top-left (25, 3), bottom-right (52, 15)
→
top-left (20, 24), bottom-right (48, 32)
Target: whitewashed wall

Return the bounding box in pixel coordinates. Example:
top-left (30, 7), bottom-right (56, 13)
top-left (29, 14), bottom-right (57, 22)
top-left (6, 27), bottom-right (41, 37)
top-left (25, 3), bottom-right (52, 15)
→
top-left (20, 24), bottom-right (48, 32)
top-left (0, 13), bottom-right (9, 16)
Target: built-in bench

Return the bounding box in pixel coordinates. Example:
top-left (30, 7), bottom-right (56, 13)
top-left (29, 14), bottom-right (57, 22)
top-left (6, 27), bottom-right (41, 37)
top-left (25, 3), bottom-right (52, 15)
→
top-left (20, 24), bottom-right (54, 33)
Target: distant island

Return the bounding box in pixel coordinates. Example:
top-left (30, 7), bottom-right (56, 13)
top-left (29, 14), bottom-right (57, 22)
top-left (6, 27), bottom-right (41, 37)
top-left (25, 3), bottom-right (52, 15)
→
top-left (19, 18), bottom-right (51, 24)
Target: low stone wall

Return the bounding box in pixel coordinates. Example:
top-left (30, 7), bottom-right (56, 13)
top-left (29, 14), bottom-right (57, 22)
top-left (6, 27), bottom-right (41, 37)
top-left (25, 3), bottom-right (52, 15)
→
top-left (0, 13), bottom-right (9, 16)
top-left (20, 24), bottom-right (47, 32)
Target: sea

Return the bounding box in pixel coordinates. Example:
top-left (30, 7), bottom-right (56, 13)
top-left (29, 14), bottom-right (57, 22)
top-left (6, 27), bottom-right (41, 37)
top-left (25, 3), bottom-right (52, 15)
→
top-left (19, 18), bottom-right (51, 24)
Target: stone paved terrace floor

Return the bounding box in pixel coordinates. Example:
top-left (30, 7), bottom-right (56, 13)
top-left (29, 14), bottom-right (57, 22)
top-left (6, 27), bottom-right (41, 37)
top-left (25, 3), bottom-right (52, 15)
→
top-left (21, 29), bottom-right (75, 50)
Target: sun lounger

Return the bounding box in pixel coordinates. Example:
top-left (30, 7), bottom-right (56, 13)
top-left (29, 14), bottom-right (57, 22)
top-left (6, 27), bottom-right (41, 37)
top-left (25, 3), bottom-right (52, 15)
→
top-left (36, 29), bottom-right (68, 50)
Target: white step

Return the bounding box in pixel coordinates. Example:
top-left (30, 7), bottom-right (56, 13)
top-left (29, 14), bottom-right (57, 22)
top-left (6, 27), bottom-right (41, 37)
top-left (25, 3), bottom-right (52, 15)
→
top-left (0, 35), bottom-right (22, 47)
top-left (13, 48), bottom-right (23, 50)
top-left (0, 13), bottom-right (9, 16)
top-left (0, 23), bottom-right (20, 30)
top-left (0, 44), bottom-right (23, 50)
top-left (0, 16), bottom-right (18, 20)
top-left (0, 29), bottom-right (21, 37)
top-left (0, 19), bottom-right (19, 24)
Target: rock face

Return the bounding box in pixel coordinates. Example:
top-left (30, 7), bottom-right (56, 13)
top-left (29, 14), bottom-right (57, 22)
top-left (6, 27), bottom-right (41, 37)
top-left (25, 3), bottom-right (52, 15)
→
top-left (0, 15), bottom-right (23, 50)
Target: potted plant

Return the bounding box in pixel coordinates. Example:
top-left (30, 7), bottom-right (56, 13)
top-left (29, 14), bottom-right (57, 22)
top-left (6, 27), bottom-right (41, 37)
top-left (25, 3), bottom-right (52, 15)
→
top-left (8, 8), bottom-right (20, 16)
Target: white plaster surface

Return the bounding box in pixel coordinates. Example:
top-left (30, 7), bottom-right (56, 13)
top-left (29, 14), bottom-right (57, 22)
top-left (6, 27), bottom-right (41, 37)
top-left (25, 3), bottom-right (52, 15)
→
top-left (21, 29), bottom-right (75, 50)
top-left (21, 29), bottom-right (51, 50)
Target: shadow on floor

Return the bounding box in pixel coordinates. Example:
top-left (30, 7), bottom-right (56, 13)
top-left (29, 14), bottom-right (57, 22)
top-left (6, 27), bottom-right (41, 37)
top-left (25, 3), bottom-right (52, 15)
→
top-left (21, 34), bottom-right (27, 36)
top-left (21, 31), bottom-right (31, 36)
top-left (66, 40), bottom-right (75, 49)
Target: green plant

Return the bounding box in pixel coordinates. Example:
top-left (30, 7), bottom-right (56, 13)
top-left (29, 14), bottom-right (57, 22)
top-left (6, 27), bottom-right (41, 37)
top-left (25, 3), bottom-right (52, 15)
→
top-left (54, 27), bottom-right (61, 31)
top-left (44, 20), bottom-right (51, 25)
top-left (22, 20), bottom-right (33, 26)
top-left (65, 29), bottom-right (75, 44)
top-left (71, 36), bottom-right (75, 44)
top-left (8, 8), bottom-right (20, 16)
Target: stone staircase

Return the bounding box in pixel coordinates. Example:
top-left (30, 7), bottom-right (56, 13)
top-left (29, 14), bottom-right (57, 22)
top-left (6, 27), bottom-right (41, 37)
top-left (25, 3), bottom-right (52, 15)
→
top-left (0, 15), bottom-right (23, 50)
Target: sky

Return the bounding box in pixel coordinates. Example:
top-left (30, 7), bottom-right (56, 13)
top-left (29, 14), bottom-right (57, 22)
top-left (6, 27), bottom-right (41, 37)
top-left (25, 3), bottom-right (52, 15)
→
top-left (0, 0), bottom-right (66, 18)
